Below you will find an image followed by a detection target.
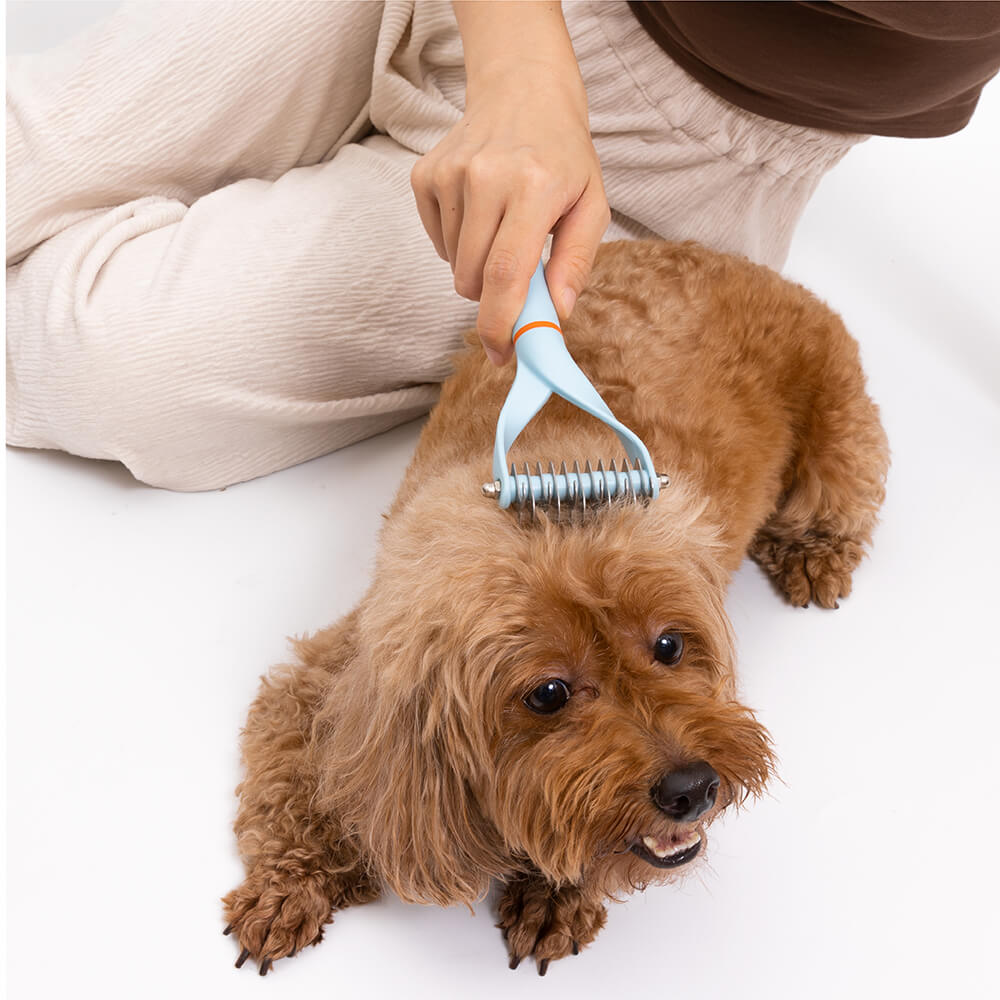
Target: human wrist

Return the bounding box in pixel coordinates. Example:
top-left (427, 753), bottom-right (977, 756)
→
top-left (455, 2), bottom-right (586, 110)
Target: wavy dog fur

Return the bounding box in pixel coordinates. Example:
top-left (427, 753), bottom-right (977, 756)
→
top-left (223, 240), bottom-right (888, 974)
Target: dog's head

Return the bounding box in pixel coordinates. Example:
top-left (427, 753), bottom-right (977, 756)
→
top-left (318, 468), bottom-right (773, 905)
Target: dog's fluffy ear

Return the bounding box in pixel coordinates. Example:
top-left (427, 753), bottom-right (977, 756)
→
top-left (312, 635), bottom-right (504, 908)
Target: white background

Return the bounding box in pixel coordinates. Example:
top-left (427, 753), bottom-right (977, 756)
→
top-left (6, 3), bottom-right (1000, 998)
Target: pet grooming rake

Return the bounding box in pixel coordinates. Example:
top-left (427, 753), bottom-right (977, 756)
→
top-left (481, 260), bottom-right (669, 518)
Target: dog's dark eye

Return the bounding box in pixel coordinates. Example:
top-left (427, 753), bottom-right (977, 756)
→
top-left (653, 631), bottom-right (685, 666)
top-left (524, 679), bottom-right (571, 714)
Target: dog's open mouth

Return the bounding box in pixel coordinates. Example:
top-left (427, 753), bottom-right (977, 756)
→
top-left (630, 831), bottom-right (702, 869)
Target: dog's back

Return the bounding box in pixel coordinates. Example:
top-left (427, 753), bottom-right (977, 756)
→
top-left (401, 240), bottom-right (887, 582)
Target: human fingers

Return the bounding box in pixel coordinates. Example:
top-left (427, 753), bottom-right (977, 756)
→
top-left (439, 185), bottom-right (464, 270)
top-left (453, 158), bottom-right (507, 302)
top-left (411, 154), bottom-right (465, 266)
top-left (475, 203), bottom-right (554, 365)
top-left (410, 157), bottom-right (448, 262)
top-left (544, 183), bottom-right (611, 323)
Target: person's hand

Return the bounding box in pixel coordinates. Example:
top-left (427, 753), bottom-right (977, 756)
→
top-left (410, 3), bottom-right (610, 366)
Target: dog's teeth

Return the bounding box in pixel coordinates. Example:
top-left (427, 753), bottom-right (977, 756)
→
top-left (642, 835), bottom-right (668, 857)
top-left (641, 833), bottom-right (701, 858)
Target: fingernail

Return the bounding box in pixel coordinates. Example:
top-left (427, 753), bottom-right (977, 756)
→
top-left (561, 288), bottom-right (577, 316)
top-left (484, 346), bottom-right (505, 366)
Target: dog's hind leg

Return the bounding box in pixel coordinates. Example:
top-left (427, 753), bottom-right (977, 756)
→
top-left (749, 350), bottom-right (889, 609)
top-left (222, 611), bottom-right (380, 975)
top-left (497, 871), bottom-right (607, 974)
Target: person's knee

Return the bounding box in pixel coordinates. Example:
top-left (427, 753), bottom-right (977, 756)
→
top-left (7, 236), bottom-right (233, 491)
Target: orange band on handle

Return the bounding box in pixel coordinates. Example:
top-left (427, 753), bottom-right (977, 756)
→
top-left (512, 320), bottom-right (562, 344)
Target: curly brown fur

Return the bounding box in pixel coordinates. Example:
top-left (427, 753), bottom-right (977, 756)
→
top-left (224, 240), bottom-right (888, 974)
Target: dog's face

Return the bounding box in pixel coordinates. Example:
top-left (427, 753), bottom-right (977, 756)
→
top-left (325, 471), bottom-right (773, 904)
top-left (486, 514), bottom-right (773, 894)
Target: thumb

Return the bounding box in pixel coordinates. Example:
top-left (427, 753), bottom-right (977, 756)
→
top-left (546, 187), bottom-right (611, 323)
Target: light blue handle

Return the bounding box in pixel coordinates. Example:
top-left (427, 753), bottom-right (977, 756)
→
top-left (491, 261), bottom-right (660, 509)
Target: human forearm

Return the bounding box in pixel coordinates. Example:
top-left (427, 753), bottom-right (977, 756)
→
top-left (453, 1), bottom-right (586, 110)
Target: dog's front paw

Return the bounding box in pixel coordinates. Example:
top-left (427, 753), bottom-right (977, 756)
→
top-left (750, 529), bottom-right (864, 609)
top-left (222, 868), bottom-right (334, 975)
top-left (497, 873), bottom-right (607, 975)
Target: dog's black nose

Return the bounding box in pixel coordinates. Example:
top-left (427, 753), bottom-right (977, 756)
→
top-left (652, 761), bottom-right (720, 821)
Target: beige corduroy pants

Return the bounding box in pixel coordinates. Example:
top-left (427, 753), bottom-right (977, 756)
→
top-left (6, 1), bottom-right (866, 491)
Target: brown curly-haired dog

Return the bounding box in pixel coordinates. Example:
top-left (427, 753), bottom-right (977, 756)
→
top-left (222, 240), bottom-right (888, 975)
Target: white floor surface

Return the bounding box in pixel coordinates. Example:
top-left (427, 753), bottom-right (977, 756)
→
top-left (6, 5), bottom-right (1000, 999)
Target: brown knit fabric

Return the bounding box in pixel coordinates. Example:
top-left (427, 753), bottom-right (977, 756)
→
top-left (627, 1), bottom-right (1000, 137)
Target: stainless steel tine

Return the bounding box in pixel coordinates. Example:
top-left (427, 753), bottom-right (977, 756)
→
top-left (524, 461), bottom-right (536, 520)
top-left (549, 460), bottom-right (560, 520)
top-left (511, 463), bottom-right (522, 524)
top-left (618, 456), bottom-right (631, 503)
top-left (575, 459), bottom-right (585, 515)
top-left (519, 459), bottom-right (525, 517)
top-left (537, 460), bottom-right (549, 517)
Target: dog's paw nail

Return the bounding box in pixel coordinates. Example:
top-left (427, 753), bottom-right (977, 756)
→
top-left (509, 955), bottom-right (521, 970)
top-left (235, 948), bottom-right (250, 970)
top-left (258, 957), bottom-right (272, 977)
top-left (222, 923), bottom-right (233, 936)
top-left (538, 959), bottom-right (550, 977)
top-left (572, 940), bottom-right (579, 956)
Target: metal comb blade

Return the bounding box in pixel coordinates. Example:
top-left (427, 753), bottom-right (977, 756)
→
top-left (482, 455), bottom-right (669, 520)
